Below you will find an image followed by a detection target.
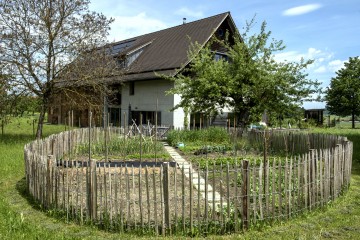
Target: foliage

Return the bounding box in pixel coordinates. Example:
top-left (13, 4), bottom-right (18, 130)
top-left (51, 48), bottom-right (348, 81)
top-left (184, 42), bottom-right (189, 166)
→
top-left (165, 19), bottom-right (320, 127)
top-left (326, 56), bottom-right (360, 128)
top-left (166, 127), bottom-right (230, 146)
top-left (310, 127), bottom-right (360, 164)
top-left (0, 70), bottom-right (12, 116)
top-left (0, 0), bottom-right (118, 139)
top-left (76, 136), bottom-right (170, 161)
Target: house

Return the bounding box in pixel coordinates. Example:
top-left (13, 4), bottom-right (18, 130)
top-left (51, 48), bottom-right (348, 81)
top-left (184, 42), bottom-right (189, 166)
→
top-left (304, 109), bottom-right (325, 125)
top-left (47, 12), bottom-right (238, 128)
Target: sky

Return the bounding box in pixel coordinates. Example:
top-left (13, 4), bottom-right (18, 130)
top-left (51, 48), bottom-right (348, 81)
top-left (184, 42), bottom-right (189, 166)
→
top-left (90, 0), bottom-right (360, 109)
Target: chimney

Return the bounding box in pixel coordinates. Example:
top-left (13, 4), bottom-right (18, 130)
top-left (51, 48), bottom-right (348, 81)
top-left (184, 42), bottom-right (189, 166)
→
top-left (183, 18), bottom-right (186, 24)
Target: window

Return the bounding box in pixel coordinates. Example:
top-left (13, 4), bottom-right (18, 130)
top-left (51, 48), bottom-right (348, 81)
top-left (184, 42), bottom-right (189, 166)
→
top-left (117, 41), bottom-right (152, 69)
top-left (214, 52), bottom-right (229, 62)
top-left (129, 82), bottom-right (135, 95)
top-left (108, 107), bottom-right (121, 127)
top-left (126, 48), bottom-right (144, 66)
top-left (131, 111), bottom-right (161, 125)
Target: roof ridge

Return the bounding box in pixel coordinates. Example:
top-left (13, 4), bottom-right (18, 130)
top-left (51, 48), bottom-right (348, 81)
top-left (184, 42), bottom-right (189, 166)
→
top-left (112, 12), bottom-right (230, 44)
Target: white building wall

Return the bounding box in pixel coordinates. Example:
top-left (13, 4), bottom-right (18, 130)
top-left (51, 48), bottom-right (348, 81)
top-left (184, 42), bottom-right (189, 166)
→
top-left (173, 93), bottom-right (189, 129)
top-left (120, 79), bottom-right (185, 128)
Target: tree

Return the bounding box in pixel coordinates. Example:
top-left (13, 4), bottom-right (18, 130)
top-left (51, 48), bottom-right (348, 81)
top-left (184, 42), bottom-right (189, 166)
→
top-left (166, 20), bottom-right (320, 129)
top-left (0, 0), bottom-right (116, 138)
top-left (0, 65), bottom-right (12, 116)
top-left (1, 65), bottom-right (40, 117)
top-left (326, 56), bottom-right (360, 129)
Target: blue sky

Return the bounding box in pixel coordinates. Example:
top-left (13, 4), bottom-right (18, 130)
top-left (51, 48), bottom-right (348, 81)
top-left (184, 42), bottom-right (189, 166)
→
top-left (90, 0), bottom-right (360, 109)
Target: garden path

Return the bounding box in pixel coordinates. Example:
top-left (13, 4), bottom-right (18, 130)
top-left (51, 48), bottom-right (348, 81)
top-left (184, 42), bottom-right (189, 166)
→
top-left (163, 143), bottom-right (225, 210)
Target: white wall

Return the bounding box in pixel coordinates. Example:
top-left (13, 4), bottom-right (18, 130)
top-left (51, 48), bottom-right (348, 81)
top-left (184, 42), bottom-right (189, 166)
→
top-left (173, 93), bottom-right (189, 129)
top-left (120, 79), bottom-right (185, 128)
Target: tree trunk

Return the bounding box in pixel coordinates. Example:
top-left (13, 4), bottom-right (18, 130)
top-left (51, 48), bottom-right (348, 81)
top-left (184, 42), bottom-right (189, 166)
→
top-left (352, 111), bottom-right (355, 129)
top-left (36, 103), bottom-right (47, 139)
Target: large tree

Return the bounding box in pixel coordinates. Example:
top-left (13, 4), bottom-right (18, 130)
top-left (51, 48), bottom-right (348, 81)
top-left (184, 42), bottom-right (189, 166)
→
top-left (166, 21), bottom-right (320, 129)
top-left (326, 56), bottom-right (360, 129)
top-left (0, 65), bottom-right (12, 116)
top-left (0, 0), bottom-right (117, 138)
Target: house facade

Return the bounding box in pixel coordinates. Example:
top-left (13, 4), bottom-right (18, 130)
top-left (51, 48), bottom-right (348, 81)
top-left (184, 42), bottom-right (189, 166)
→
top-left (48, 12), bottom-right (238, 128)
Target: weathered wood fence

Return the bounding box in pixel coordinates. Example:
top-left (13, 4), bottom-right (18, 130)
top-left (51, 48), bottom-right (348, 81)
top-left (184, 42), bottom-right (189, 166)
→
top-left (24, 128), bottom-right (352, 236)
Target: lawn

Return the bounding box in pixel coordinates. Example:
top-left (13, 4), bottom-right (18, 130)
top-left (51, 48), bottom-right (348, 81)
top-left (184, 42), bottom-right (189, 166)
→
top-left (0, 115), bottom-right (359, 239)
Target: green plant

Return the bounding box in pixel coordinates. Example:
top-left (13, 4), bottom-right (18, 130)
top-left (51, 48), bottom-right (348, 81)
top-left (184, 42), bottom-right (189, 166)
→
top-left (167, 127), bottom-right (230, 146)
top-left (75, 136), bottom-right (169, 160)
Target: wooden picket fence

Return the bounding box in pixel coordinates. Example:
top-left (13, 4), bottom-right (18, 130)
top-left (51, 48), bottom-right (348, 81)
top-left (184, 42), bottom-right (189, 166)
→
top-left (24, 128), bottom-right (353, 236)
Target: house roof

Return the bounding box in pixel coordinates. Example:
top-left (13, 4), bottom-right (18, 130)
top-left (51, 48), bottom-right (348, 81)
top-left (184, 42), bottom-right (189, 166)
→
top-left (111, 12), bottom-right (236, 81)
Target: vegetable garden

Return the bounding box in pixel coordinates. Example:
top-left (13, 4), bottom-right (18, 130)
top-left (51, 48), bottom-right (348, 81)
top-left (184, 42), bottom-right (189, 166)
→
top-left (24, 127), bottom-right (352, 236)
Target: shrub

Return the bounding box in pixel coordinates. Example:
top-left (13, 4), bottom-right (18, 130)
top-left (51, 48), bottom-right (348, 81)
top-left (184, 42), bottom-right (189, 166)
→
top-left (167, 127), bottom-right (230, 146)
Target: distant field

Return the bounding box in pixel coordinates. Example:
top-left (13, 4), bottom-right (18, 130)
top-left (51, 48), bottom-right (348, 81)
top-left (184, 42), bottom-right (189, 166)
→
top-left (0, 115), bottom-right (359, 239)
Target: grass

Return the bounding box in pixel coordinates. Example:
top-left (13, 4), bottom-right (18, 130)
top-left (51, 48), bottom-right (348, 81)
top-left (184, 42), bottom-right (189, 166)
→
top-left (0, 115), bottom-right (360, 239)
top-left (75, 136), bottom-right (171, 161)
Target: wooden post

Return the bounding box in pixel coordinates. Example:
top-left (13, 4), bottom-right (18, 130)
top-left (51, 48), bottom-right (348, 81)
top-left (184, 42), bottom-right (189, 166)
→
top-left (181, 163), bottom-right (185, 232)
top-left (155, 98), bottom-right (158, 163)
top-left (105, 116), bottom-right (108, 163)
top-left (145, 167), bottom-right (151, 228)
top-left (173, 164), bottom-right (178, 233)
top-left (140, 114), bottom-right (143, 163)
top-left (139, 166), bottom-right (144, 229)
top-left (152, 167), bottom-right (158, 235)
top-left (123, 112), bottom-right (126, 138)
top-left (189, 167), bottom-right (193, 234)
top-left (163, 162), bottom-right (171, 235)
top-left (263, 130), bottom-right (268, 195)
top-left (46, 155), bottom-right (54, 208)
top-left (87, 111), bottom-right (92, 220)
top-left (242, 160), bottom-right (250, 230)
top-left (233, 160), bottom-right (238, 232)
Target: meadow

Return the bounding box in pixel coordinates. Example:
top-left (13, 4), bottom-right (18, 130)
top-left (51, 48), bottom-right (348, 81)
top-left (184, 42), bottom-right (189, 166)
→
top-left (0, 115), bottom-right (359, 239)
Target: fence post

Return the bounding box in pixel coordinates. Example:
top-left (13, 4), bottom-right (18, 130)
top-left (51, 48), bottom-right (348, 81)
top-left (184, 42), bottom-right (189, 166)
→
top-left (46, 155), bottom-right (54, 208)
top-left (90, 159), bottom-right (97, 220)
top-left (242, 160), bottom-right (250, 230)
top-left (163, 162), bottom-right (171, 235)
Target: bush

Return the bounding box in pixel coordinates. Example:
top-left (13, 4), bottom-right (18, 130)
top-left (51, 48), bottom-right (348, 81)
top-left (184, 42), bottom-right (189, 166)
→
top-left (167, 127), bottom-right (230, 146)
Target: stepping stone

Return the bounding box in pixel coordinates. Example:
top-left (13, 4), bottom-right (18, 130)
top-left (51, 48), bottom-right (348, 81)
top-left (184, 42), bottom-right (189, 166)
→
top-left (204, 192), bottom-right (222, 202)
top-left (192, 178), bottom-right (206, 185)
top-left (196, 183), bottom-right (213, 192)
top-left (162, 142), bottom-right (224, 213)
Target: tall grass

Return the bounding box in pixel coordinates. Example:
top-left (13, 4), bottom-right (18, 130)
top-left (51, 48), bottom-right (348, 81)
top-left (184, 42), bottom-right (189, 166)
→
top-left (310, 127), bottom-right (360, 164)
top-left (167, 127), bottom-right (230, 146)
top-left (75, 136), bottom-right (170, 160)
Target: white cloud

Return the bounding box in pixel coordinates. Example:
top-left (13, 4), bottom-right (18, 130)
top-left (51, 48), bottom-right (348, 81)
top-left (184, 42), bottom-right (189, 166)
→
top-left (318, 57), bottom-right (325, 63)
top-left (307, 47), bottom-right (322, 58)
top-left (283, 4), bottom-right (322, 16)
top-left (274, 48), bottom-right (333, 64)
top-left (314, 66), bottom-right (327, 73)
top-left (273, 51), bottom-right (304, 62)
top-left (328, 60), bottom-right (345, 72)
top-left (108, 13), bottom-right (168, 41)
top-left (174, 7), bottom-right (204, 19)
top-left (273, 48), bottom-right (347, 83)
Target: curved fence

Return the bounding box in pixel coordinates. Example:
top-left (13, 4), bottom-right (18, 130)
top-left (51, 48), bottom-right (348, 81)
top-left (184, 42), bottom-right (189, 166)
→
top-left (24, 128), bottom-right (353, 236)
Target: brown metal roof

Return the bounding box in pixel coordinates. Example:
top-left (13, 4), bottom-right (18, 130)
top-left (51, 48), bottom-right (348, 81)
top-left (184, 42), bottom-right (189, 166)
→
top-left (111, 12), bottom-right (233, 81)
